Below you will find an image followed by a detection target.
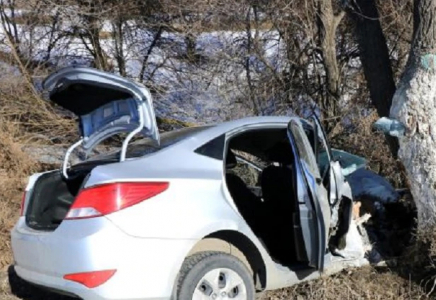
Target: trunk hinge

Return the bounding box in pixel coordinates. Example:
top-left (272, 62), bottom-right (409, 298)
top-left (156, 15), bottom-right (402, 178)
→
top-left (62, 138), bottom-right (84, 179)
top-left (120, 101), bottom-right (146, 162)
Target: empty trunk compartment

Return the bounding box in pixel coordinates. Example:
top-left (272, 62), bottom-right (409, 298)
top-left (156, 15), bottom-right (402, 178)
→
top-left (25, 160), bottom-right (115, 231)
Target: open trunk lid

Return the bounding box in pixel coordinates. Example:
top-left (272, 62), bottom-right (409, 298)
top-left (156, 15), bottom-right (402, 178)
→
top-left (43, 66), bottom-right (159, 157)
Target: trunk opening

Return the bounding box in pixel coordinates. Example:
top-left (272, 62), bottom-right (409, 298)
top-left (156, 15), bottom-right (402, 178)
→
top-left (25, 160), bottom-right (114, 231)
top-left (24, 126), bottom-right (212, 231)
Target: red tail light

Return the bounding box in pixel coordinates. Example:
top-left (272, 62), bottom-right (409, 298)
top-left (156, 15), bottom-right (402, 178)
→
top-left (66, 182), bottom-right (169, 220)
top-left (64, 269), bottom-right (116, 288)
top-left (20, 192), bottom-right (26, 216)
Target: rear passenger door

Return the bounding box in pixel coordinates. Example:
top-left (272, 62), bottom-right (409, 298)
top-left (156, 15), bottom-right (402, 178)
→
top-left (287, 119), bottom-right (330, 271)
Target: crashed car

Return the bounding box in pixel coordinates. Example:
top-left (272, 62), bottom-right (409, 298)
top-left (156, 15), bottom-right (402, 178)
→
top-left (12, 66), bottom-right (362, 300)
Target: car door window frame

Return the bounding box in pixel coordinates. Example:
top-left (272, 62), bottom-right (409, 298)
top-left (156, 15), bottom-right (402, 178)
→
top-left (287, 119), bottom-right (327, 271)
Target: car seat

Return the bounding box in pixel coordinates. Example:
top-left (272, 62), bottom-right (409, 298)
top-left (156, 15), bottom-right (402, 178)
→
top-left (225, 150), bottom-right (263, 232)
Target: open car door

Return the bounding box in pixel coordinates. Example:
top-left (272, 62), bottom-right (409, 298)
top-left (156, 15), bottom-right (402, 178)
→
top-left (309, 114), bottom-right (354, 207)
top-left (309, 115), bottom-right (340, 207)
top-left (309, 115), bottom-right (355, 250)
top-left (287, 119), bottom-right (329, 271)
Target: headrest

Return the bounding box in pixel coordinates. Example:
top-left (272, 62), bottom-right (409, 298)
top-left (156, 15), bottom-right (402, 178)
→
top-left (266, 142), bottom-right (293, 164)
top-left (226, 150), bottom-right (237, 169)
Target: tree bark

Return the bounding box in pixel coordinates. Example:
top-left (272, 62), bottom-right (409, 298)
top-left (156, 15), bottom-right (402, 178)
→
top-left (112, 15), bottom-right (126, 76)
top-left (317, 0), bottom-right (344, 131)
top-left (139, 26), bottom-right (163, 81)
top-left (347, 0), bottom-right (399, 156)
top-left (185, 33), bottom-right (196, 62)
top-left (390, 0), bottom-right (436, 229)
top-left (77, 0), bottom-right (111, 72)
top-left (245, 5), bottom-right (260, 115)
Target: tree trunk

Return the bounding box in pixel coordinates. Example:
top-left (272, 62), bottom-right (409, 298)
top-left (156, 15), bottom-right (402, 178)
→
top-left (89, 24), bottom-right (111, 71)
top-left (317, 0), bottom-right (344, 131)
top-left (185, 33), bottom-right (196, 62)
top-left (139, 26), bottom-right (163, 81)
top-left (79, 1), bottom-right (111, 72)
top-left (112, 16), bottom-right (126, 76)
top-left (390, 0), bottom-right (436, 229)
top-left (347, 0), bottom-right (399, 157)
top-left (245, 5), bottom-right (260, 115)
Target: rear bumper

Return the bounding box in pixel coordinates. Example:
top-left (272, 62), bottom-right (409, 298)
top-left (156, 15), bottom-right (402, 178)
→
top-left (11, 217), bottom-right (196, 300)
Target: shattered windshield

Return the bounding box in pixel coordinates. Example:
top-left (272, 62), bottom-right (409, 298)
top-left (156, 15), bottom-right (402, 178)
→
top-left (301, 120), bottom-right (367, 176)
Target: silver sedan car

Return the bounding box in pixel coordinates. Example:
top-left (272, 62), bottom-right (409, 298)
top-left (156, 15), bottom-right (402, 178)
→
top-left (11, 67), bottom-right (361, 300)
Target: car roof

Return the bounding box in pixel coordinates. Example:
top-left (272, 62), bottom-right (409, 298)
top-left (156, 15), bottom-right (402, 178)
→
top-left (184, 116), bottom-right (296, 146)
top-left (213, 116), bottom-right (294, 127)
top-left (86, 116), bottom-right (299, 163)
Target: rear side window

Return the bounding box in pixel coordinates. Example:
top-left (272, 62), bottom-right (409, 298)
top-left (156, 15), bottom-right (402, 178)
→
top-left (195, 134), bottom-right (225, 160)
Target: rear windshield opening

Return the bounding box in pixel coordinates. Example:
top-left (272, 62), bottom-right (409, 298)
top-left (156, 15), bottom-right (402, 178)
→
top-left (88, 125), bottom-right (213, 162)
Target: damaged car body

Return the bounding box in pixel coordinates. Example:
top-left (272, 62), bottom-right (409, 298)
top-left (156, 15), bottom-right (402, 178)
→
top-left (12, 66), bottom-right (367, 300)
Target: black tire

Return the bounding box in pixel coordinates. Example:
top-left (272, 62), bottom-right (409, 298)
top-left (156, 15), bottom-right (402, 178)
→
top-left (177, 251), bottom-right (255, 300)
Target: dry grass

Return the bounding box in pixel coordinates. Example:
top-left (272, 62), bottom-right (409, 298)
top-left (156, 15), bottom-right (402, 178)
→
top-left (0, 72), bottom-right (77, 145)
top-left (0, 118), bottom-right (39, 272)
top-left (11, 13), bottom-right (54, 26)
top-left (263, 266), bottom-right (428, 299)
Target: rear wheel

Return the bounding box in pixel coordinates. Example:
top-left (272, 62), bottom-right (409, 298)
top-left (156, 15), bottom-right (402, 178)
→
top-left (177, 251), bottom-right (255, 300)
